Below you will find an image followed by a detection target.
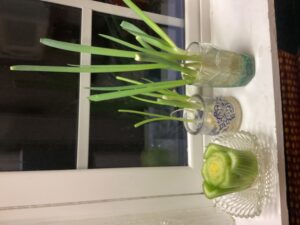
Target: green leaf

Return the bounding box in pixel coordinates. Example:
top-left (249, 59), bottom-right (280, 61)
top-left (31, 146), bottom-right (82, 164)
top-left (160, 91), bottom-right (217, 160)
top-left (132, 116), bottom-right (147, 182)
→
top-left (135, 53), bottom-right (197, 76)
top-left (116, 76), bottom-right (145, 85)
top-left (123, 0), bottom-right (177, 48)
top-left (40, 38), bottom-right (137, 58)
top-left (10, 63), bottom-right (168, 73)
top-left (157, 98), bottom-right (201, 109)
top-left (89, 79), bottom-right (189, 102)
top-left (141, 78), bottom-right (189, 100)
top-left (133, 117), bottom-right (190, 128)
top-left (120, 21), bottom-right (148, 36)
top-left (89, 85), bottom-right (143, 91)
top-left (120, 23), bottom-right (175, 53)
top-left (130, 96), bottom-right (170, 107)
top-left (118, 21), bottom-right (151, 48)
top-left (118, 109), bottom-right (194, 127)
top-left (99, 34), bottom-right (142, 51)
top-left (99, 30), bottom-right (191, 61)
top-left (118, 109), bottom-right (169, 118)
top-left (136, 36), bottom-right (154, 50)
top-left (116, 76), bottom-right (190, 102)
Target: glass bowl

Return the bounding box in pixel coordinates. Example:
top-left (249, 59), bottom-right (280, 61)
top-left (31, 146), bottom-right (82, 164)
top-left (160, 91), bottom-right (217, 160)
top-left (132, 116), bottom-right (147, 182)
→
top-left (208, 131), bottom-right (277, 218)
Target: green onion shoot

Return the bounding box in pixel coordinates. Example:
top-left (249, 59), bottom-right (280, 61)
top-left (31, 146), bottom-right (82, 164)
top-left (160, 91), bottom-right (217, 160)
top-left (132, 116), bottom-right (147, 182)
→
top-left (88, 76), bottom-right (202, 127)
top-left (10, 0), bottom-right (202, 85)
top-left (9, 0), bottom-right (205, 128)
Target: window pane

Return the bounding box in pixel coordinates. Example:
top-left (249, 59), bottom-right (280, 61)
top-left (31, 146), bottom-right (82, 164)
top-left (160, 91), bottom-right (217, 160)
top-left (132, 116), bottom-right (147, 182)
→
top-left (93, 0), bottom-right (184, 18)
top-left (89, 10), bottom-right (187, 168)
top-left (0, 0), bottom-right (81, 171)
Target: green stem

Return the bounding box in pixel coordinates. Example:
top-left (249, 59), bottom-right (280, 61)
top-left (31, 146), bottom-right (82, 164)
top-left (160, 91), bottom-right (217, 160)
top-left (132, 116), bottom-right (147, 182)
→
top-left (117, 109), bottom-right (193, 128)
top-left (119, 20), bottom-right (148, 36)
top-left (123, 0), bottom-right (177, 49)
top-left (157, 98), bottom-right (201, 109)
top-left (134, 117), bottom-right (192, 128)
top-left (10, 64), bottom-right (168, 73)
top-left (133, 33), bottom-right (178, 53)
top-left (118, 109), bottom-right (170, 118)
top-left (116, 76), bottom-right (143, 85)
top-left (141, 78), bottom-right (190, 101)
top-left (117, 77), bottom-right (182, 100)
top-left (99, 33), bottom-right (188, 61)
top-left (89, 79), bottom-right (189, 102)
top-left (131, 96), bottom-right (188, 109)
top-left (136, 36), bottom-right (154, 50)
top-left (40, 38), bottom-right (137, 58)
top-left (135, 53), bottom-right (197, 77)
top-left (117, 76), bottom-right (190, 102)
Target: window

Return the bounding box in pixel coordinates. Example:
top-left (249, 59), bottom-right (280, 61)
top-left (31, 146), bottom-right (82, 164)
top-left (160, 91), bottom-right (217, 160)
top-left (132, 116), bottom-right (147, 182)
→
top-left (89, 12), bottom-right (186, 169)
top-left (0, 0), bottom-right (188, 171)
top-left (0, 0), bottom-right (81, 170)
top-left (0, 0), bottom-right (210, 222)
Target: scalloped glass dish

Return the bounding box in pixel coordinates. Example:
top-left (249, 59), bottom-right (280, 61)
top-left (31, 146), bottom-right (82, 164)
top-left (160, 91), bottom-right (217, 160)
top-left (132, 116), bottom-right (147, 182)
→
top-left (208, 131), bottom-right (277, 218)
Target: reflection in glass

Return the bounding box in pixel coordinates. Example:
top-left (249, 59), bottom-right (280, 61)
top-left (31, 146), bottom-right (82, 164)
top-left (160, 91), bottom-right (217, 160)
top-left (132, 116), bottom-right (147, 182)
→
top-left (93, 0), bottom-right (184, 18)
top-left (0, 0), bottom-right (81, 171)
top-left (89, 11), bottom-right (187, 168)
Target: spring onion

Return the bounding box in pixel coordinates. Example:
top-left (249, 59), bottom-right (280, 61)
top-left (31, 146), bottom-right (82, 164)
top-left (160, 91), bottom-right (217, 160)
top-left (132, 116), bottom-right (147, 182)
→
top-left (11, 0), bottom-right (203, 83)
top-left (10, 0), bottom-right (206, 128)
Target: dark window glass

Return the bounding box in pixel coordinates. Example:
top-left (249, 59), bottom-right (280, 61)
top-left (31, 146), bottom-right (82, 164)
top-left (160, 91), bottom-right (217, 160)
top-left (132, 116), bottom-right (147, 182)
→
top-left (93, 0), bottom-right (184, 18)
top-left (0, 0), bottom-right (81, 171)
top-left (89, 10), bottom-right (187, 168)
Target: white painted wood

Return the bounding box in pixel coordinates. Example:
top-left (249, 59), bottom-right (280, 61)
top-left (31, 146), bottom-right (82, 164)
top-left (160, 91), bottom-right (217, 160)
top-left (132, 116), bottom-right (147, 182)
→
top-left (76, 7), bottom-right (92, 169)
top-left (185, 0), bottom-right (200, 45)
top-left (185, 0), bottom-right (203, 176)
top-left (199, 0), bottom-right (211, 43)
top-left (198, 0), bottom-right (214, 99)
top-left (0, 195), bottom-right (233, 225)
top-left (0, 167), bottom-right (203, 209)
top-left (207, 0), bottom-right (288, 224)
top-left (268, 1), bottom-right (289, 223)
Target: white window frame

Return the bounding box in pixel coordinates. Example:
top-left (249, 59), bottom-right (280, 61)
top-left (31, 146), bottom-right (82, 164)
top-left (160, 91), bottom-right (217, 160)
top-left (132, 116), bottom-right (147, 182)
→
top-left (0, 1), bottom-right (288, 225)
top-left (0, 0), bottom-right (215, 223)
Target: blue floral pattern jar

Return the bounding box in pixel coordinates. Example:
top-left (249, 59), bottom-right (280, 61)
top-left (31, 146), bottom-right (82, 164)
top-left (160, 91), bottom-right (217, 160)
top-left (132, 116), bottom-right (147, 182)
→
top-left (183, 95), bottom-right (242, 135)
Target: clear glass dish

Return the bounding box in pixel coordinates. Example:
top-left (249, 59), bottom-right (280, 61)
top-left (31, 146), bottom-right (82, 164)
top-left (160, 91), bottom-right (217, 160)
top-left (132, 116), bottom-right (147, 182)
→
top-left (208, 131), bottom-right (277, 218)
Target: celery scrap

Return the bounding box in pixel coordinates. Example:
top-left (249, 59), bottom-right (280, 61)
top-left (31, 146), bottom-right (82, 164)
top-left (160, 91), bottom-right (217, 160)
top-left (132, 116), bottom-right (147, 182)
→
top-left (202, 143), bottom-right (258, 199)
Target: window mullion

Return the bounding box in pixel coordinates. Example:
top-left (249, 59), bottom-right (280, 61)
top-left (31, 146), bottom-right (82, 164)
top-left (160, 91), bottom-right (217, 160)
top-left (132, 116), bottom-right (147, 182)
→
top-left (76, 7), bottom-right (92, 169)
top-left (42, 0), bottom-right (183, 28)
top-left (88, 1), bottom-right (183, 27)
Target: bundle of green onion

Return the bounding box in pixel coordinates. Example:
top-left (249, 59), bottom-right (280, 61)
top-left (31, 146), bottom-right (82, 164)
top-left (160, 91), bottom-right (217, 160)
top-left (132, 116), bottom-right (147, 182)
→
top-left (10, 0), bottom-right (204, 126)
top-left (10, 0), bottom-right (200, 98)
top-left (202, 143), bottom-right (258, 199)
top-left (90, 76), bottom-right (201, 127)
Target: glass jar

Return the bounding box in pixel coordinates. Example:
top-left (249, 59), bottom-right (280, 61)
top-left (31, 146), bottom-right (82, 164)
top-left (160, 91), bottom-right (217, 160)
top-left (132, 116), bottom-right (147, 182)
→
top-left (183, 95), bottom-right (242, 135)
top-left (184, 42), bottom-right (255, 87)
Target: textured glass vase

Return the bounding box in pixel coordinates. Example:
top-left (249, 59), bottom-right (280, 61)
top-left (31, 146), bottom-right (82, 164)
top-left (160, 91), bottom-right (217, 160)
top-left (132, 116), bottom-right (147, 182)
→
top-left (210, 131), bottom-right (277, 218)
top-left (185, 42), bottom-right (255, 87)
top-left (183, 95), bottom-right (242, 135)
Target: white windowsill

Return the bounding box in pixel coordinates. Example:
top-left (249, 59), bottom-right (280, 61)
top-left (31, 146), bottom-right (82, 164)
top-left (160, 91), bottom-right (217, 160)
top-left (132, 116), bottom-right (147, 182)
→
top-left (205, 0), bottom-right (288, 224)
